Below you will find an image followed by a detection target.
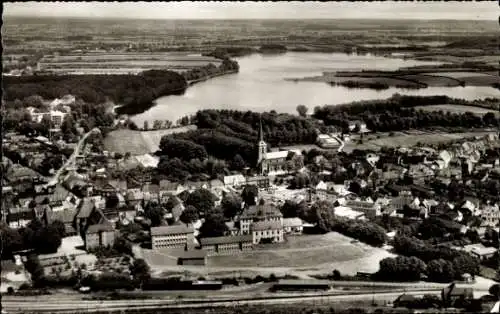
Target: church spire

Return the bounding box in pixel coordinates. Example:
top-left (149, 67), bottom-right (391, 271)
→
top-left (258, 115), bottom-right (264, 142)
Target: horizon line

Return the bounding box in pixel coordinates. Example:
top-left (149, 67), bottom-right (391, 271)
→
top-left (3, 15), bottom-right (496, 22)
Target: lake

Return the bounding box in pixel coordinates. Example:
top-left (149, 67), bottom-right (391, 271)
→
top-left (130, 52), bottom-right (500, 125)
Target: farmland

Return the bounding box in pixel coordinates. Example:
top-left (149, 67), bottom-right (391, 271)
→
top-left (103, 126), bottom-right (197, 155)
top-left (415, 104), bottom-right (500, 116)
top-left (291, 69), bottom-right (500, 89)
top-left (38, 53), bottom-right (222, 75)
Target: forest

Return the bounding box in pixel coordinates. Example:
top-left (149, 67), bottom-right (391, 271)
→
top-left (313, 94), bottom-right (500, 132)
top-left (3, 70), bottom-right (187, 109)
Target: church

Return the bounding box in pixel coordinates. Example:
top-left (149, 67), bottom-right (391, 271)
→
top-left (256, 119), bottom-right (294, 176)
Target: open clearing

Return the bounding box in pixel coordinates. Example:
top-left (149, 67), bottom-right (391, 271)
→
top-left (344, 130), bottom-right (494, 152)
top-left (103, 125), bottom-right (196, 155)
top-left (415, 104), bottom-right (500, 116)
top-left (143, 232), bottom-right (394, 278)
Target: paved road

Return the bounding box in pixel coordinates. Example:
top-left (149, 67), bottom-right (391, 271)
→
top-left (45, 128), bottom-right (100, 187)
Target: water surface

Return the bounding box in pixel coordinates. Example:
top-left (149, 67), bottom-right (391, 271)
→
top-left (131, 52), bottom-right (500, 124)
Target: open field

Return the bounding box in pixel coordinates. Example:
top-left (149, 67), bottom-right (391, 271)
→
top-left (292, 69), bottom-right (500, 88)
top-left (38, 53), bottom-right (222, 75)
top-left (103, 125), bottom-right (197, 155)
top-left (343, 130), bottom-right (495, 152)
top-left (143, 232), bottom-right (394, 278)
top-left (415, 104), bottom-right (500, 116)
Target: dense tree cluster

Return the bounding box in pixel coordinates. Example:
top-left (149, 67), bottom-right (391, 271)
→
top-left (182, 58), bottom-right (239, 81)
top-left (329, 217), bottom-right (388, 247)
top-left (3, 70), bottom-right (187, 113)
top-left (313, 95), bottom-right (500, 133)
top-left (385, 234), bottom-right (481, 282)
top-left (1, 220), bottom-right (64, 259)
top-left (162, 110), bottom-right (317, 164)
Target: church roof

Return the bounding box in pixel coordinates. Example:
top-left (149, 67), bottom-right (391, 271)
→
top-left (265, 151), bottom-right (289, 159)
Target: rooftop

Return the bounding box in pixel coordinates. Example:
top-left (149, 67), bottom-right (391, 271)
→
top-left (283, 217), bottom-right (303, 228)
top-left (251, 220), bottom-right (282, 231)
top-left (151, 224), bottom-right (193, 236)
top-left (265, 151), bottom-right (290, 160)
top-left (87, 222), bottom-right (115, 234)
top-left (199, 234), bottom-right (253, 246)
top-left (241, 204), bottom-right (283, 219)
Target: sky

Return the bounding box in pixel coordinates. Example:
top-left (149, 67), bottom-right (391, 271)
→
top-left (3, 1), bottom-right (498, 20)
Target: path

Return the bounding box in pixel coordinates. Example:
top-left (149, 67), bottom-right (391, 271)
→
top-left (45, 128), bottom-right (101, 187)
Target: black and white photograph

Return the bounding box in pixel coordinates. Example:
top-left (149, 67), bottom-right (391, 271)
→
top-left (1, 1), bottom-right (500, 313)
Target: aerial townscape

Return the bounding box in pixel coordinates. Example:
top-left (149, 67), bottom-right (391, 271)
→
top-left (1, 2), bottom-right (500, 314)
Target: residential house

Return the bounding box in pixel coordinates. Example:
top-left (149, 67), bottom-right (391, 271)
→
top-left (480, 204), bottom-right (500, 227)
top-left (246, 176), bottom-right (270, 189)
top-left (151, 224), bottom-right (194, 250)
top-left (7, 207), bottom-right (35, 229)
top-left (345, 199), bottom-right (381, 219)
top-left (441, 283), bottom-right (474, 307)
top-left (199, 235), bottom-right (253, 256)
top-left (76, 198), bottom-right (101, 234)
top-left (108, 180), bottom-right (128, 194)
top-left (47, 207), bottom-right (78, 236)
top-left (223, 174), bottom-right (246, 188)
top-left (142, 184), bottom-right (160, 202)
top-left (85, 221), bottom-right (116, 250)
top-left (126, 188), bottom-right (144, 206)
top-left (463, 244), bottom-right (497, 261)
top-left (251, 220), bottom-right (284, 244)
top-left (225, 221), bottom-right (239, 236)
top-left (159, 180), bottom-right (185, 196)
top-left (283, 217), bottom-right (304, 234)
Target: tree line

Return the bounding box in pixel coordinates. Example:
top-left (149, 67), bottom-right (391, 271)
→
top-left (313, 94), bottom-right (500, 133)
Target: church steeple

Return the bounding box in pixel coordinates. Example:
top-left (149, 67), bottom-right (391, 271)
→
top-left (258, 117), bottom-right (264, 142)
top-left (257, 115), bottom-right (267, 166)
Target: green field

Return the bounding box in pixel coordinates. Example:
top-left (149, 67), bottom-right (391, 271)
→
top-left (415, 104), bottom-right (500, 116)
top-left (344, 130), bottom-right (494, 152)
top-left (103, 125), bottom-right (196, 155)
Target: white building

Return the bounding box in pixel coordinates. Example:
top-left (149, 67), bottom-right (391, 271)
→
top-left (251, 220), bottom-right (284, 244)
top-left (151, 224), bottom-right (194, 250)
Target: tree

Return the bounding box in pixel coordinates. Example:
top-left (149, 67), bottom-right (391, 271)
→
top-left (113, 236), bottom-right (132, 255)
top-left (25, 254), bottom-right (44, 286)
top-left (280, 200), bottom-right (308, 219)
top-left (0, 226), bottom-right (23, 259)
top-left (489, 284), bottom-right (500, 299)
top-left (179, 205), bottom-right (199, 224)
top-left (221, 193), bottom-right (243, 219)
top-left (426, 259), bottom-right (456, 283)
top-left (296, 105), bottom-right (308, 117)
top-left (106, 193), bottom-right (120, 209)
top-left (309, 201), bottom-right (335, 232)
top-left (61, 114), bottom-right (76, 136)
top-left (241, 185), bottom-right (258, 206)
top-left (51, 220), bottom-right (66, 239)
top-left (185, 189), bottom-right (216, 216)
top-left (144, 203), bottom-right (164, 227)
top-left (129, 258), bottom-right (151, 287)
top-left (231, 154), bottom-right (246, 170)
top-left (34, 224), bottom-right (62, 254)
top-left (199, 213), bottom-right (229, 238)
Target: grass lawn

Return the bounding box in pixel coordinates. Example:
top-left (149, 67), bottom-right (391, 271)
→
top-left (208, 232), bottom-right (393, 273)
top-left (480, 266), bottom-right (498, 281)
top-left (415, 104), bottom-right (500, 116)
top-left (103, 126), bottom-right (196, 155)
